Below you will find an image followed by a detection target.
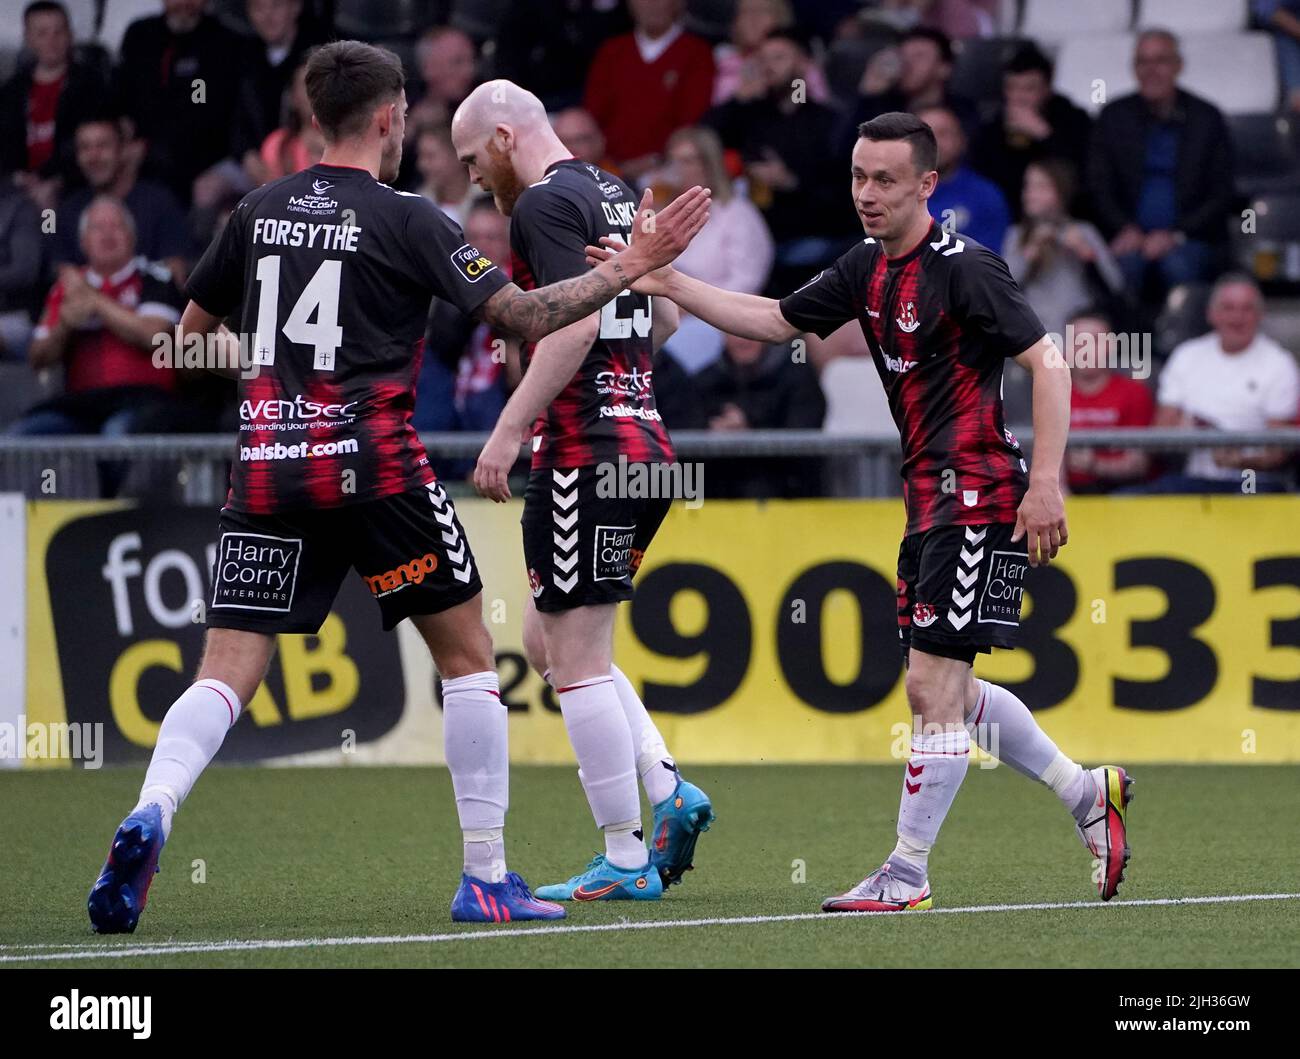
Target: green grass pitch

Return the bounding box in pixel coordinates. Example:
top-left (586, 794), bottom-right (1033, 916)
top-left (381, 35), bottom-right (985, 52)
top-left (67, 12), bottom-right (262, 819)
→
top-left (3, 764), bottom-right (1298, 968)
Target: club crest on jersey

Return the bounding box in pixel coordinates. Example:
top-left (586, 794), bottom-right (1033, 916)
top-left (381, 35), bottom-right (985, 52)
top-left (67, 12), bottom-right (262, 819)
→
top-left (912, 602), bottom-right (938, 628)
top-left (451, 243), bottom-right (497, 282)
top-left (896, 301), bottom-right (920, 333)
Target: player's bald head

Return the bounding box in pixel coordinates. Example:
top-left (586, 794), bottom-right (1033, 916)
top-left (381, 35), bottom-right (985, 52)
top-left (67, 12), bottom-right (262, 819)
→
top-left (451, 80), bottom-right (562, 215)
top-left (451, 80), bottom-right (548, 147)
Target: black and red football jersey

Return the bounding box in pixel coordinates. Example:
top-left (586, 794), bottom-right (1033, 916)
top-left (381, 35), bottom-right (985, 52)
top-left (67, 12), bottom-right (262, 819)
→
top-left (187, 163), bottom-right (510, 513)
top-left (509, 158), bottom-right (674, 470)
top-left (779, 221), bottom-right (1045, 534)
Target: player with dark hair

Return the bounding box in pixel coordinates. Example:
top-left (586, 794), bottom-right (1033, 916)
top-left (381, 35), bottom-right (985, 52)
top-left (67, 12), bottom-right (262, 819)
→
top-left (87, 41), bottom-right (710, 932)
top-left (451, 80), bottom-right (714, 903)
top-left (589, 110), bottom-right (1133, 912)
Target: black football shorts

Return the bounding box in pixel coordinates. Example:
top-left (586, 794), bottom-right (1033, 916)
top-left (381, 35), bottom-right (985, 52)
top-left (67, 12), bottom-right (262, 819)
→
top-left (207, 481), bottom-right (482, 634)
top-left (521, 465), bottom-right (671, 613)
top-left (896, 521), bottom-right (1028, 664)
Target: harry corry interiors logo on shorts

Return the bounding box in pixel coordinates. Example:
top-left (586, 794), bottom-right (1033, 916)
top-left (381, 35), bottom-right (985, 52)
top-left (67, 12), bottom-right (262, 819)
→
top-left (978, 550), bottom-right (1028, 625)
top-left (212, 533), bottom-right (302, 612)
top-left (594, 525), bottom-right (635, 581)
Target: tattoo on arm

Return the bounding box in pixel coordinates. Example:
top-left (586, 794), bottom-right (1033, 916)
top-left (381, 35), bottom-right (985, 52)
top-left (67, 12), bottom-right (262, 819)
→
top-left (482, 267), bottom-right (625, 341)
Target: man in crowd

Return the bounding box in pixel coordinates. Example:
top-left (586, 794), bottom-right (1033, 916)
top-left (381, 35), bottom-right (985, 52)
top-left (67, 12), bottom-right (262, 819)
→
top-left (1147, 274), bottom-right (1299, 493)
top-left (920, 105), bottom-right (1010, 251)
top-left (13, 196), bottom-right (185, 447)
top-left (115, 0), bottom-right (241, 203)
top-left (584, 0), bottom-right (715, 179)
top-left (0, 1), bottom-right (108, 207)
top-left (1089, 30), bottom-right (1234, 300)
top-left (53, 115), bottom-right (193, 279)
top-left (969, 42), bottom-right (1091, 219)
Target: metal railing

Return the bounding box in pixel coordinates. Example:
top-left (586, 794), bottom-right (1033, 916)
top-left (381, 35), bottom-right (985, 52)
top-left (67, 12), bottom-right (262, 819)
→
top-left (1, 428), bottom-right (1299, 503)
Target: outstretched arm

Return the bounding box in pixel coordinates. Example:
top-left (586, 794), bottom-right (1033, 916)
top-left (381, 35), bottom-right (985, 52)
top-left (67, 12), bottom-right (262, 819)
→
top-left (479, 186), bottom-right (710, 342)
top-left (586, 238), bottom-right (798, 344)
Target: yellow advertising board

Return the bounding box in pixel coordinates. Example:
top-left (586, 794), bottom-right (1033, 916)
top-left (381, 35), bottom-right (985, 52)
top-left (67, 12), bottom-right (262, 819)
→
top-left (22, 495), bottom-right (1300, 766)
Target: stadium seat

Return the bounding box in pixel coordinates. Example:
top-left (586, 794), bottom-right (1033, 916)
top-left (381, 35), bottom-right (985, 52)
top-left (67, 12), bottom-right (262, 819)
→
top-left (1236, 192), bottom-right (1300, 290)
top-left (62, 0), bottom-right (99, 43)
top-left (97, 0), bottom-right (165, 58)
top-left (684, 0), bottom-right (735, 44)
top-left (950, 37), bottom-right (1029, 113)
top-left (335, 0), bottom-right (446, 41)
top-left (1178, 33), bottom-right (1279, 115)
top-left (1154, 282), bottom-right (1211, 359)
top-left (0, 48), bottom-right (20, 84)
top-left (996, 0), bottom-right (1022, 35)
top-left (1136, 0), bottom-right (1248, 35)
top-left (824, 32), bottom-right (899, 102)
top-left (820, 355), bottom-right (892, 435)
top-left (0, 15), bottom-right (25, 69)
top-left (1056, 30), bottom-right (1277, 116)
top-left (1018, 0), bottom-right (1131, 48)
top-left (449, 0), bottom-right (511, 41)
top-left (1053, 32), bottom-right (1136, 115)
top-left (210, 0), bottom-right (255, 37)
top-left (0, 364), bottom-right (59, 432)
top-left (1229, 113), bottom-right (1300, 196)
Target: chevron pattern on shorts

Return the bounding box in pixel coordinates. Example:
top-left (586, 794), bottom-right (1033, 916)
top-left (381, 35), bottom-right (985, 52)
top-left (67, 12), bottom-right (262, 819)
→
top-left (947, 525), bottom-right (986, 630)
top-left (426, 482), bottom-right (474, 583)
top-left (551, 468), bottom-right (579, 593)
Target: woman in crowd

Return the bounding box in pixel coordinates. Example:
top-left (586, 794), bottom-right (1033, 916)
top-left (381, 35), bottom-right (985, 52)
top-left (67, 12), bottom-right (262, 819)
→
top-left (659, 126), bottom-right (775, 375)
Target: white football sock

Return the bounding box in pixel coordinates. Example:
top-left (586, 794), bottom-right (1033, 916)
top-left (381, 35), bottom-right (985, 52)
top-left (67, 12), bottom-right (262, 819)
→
top-left (442, 671), bottom-right (509, 881)
top-left (894, 728), bottom-right (970, 873)
top-left (557, 674), bottom-right (645, 866)
top-left (604, 819), bottom-right (650, 871)
top-left (610, 665), bottom-right (679, 804)
top-left (135, 678), bottom-right (242, 840)
top-left (967, 680), bottom-right (1093, 820)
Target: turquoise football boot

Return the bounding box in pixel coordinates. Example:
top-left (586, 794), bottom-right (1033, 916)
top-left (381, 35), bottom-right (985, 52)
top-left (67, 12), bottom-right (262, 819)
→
top-left (648, 777), bottom-right (715, 887)
top-left (534, 854), bottom-right (663, 901)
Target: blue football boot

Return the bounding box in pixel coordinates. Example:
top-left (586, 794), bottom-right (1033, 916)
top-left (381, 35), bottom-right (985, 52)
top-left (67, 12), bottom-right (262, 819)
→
top-left (87, 804), bottom-right (166, 934)
top-left (451, 871), bottom-right (566, 922)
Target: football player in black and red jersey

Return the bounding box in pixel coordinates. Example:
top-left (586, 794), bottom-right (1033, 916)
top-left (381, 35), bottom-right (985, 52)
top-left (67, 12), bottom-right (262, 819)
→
top-left (87, 41), bottom-right (710, 932)
top-left (590, 112), bottom-right (1133, 911)
top-left (454, 81), bottom-right (714, 903)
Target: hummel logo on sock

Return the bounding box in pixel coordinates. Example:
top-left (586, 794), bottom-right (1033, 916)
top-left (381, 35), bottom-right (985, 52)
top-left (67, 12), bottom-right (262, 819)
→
top-left (633, 829), bottom-right (644, 842)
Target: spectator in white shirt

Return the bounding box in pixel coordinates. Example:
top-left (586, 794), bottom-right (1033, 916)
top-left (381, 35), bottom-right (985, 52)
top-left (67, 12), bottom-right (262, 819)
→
top-left (1145, 274), bottom-right (1300, 492)
top-left (660, 126), bottom-right (775, 374)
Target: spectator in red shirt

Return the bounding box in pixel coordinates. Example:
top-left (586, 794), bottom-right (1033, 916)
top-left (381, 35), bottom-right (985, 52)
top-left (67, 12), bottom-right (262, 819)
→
top-left (1065, 309), bottom-right (1156, 494)
top-left (583, 0), bottom-right (715, 180)
top-left (13, 195), bottom-right (185, 447)
top-left (0, 1), bottom-right (109, 208)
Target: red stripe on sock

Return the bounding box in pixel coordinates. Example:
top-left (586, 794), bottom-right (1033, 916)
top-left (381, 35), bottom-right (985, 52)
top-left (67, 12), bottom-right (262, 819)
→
top-left (556, 678), bottom-right (614, 694)
top-left (200, 681), bottom-right (236, 726)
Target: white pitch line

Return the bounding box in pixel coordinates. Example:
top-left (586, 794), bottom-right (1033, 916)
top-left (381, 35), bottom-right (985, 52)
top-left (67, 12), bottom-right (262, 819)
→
top-left (4, 892), bottom-right (1299, 964)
